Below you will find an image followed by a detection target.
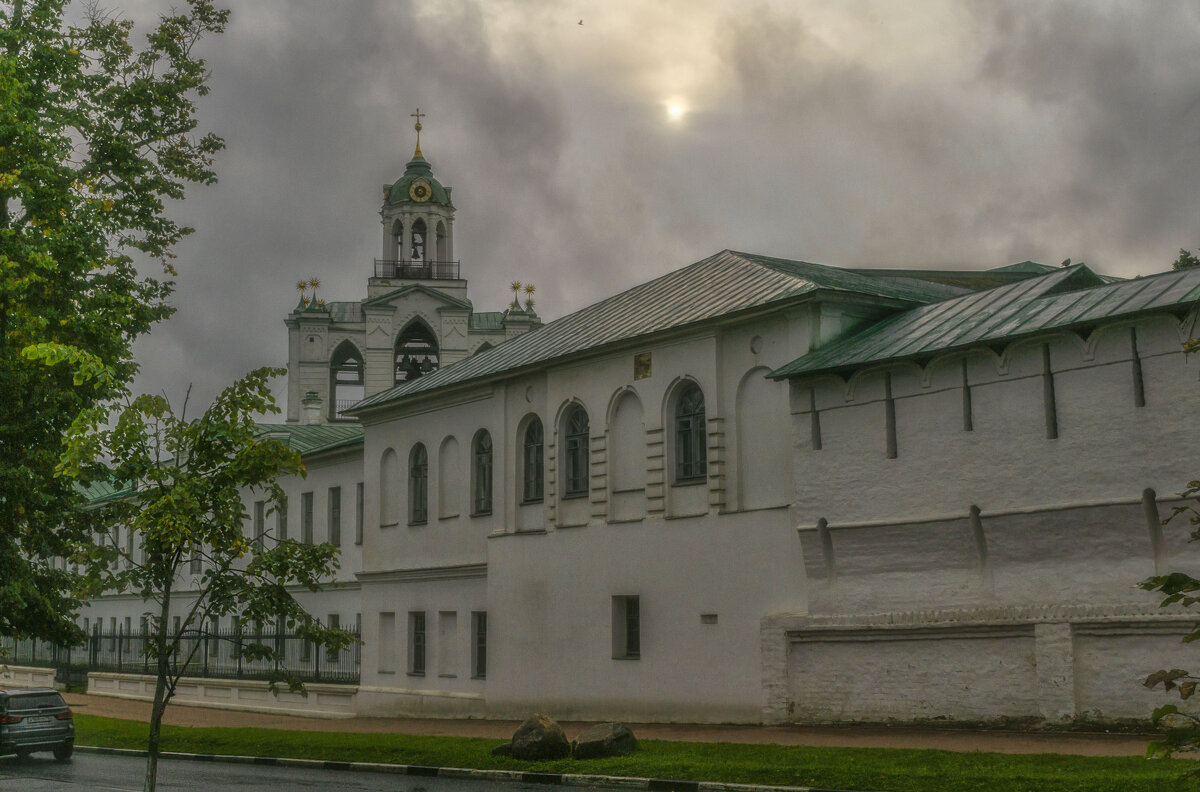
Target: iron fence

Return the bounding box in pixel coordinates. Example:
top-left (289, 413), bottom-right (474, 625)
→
top-left (2, 626), bottom-right (360, 686)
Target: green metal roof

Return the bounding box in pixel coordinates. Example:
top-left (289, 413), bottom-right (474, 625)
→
top-left (469, 311), bottom-right (505, 332)
top-left (385, 154), bottom-right (452, 207)
top-left (361, 282), bottom-right (472, 310)
top-left (326, 302), bottom-right (363, 323)
top-left (349, 250), bottom-right (964, 413)
top-left (77, 478), bottom-right (136, 505)
top-left (253, 423), bottom-right (364, 455)
top-left (770, 265), bottom-right (1200, 379)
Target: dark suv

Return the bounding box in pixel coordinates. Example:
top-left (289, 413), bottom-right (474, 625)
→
top-left (0, 687), bottom-right (74, 761)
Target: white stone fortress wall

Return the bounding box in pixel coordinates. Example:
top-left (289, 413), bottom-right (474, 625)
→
top-left (766, 314), bottom-right (1199, 724)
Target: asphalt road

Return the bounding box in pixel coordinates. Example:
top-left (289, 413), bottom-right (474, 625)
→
top-left (0, 751), bottom-right (560, 792)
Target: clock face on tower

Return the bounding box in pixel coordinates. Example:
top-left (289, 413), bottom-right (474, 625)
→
top-left (408, 179), bottom-right (432, 202)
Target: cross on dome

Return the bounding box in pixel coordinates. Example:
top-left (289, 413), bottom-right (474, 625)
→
top-left (411, 108), bottom-right (425, 158)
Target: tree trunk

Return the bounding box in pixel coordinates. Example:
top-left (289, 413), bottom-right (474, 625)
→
top-left (144, 590), bottom-right (173, 792)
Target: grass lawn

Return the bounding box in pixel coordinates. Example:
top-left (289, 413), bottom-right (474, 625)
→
top-left (74, 714), bottom-right (1197, 792)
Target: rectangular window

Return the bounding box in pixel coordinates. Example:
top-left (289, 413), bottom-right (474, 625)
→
top-left (126, 527), bottom-right (135, 567)
top-left (140, 616), bottom-right (148, 637)
top-left (355, 483), bottom-right (364, 545)
top-left (378, 612), bottom-right (396, 673)
top-left (612, 595), bottom-right (640, 659)
top-left (277, 498), bottom-right (288, 541)
top-left (408, 611), bottom-right (426, 676)
top-left (123, 616), bottom-right (132, 655)
top-left (471, 611), bottom-right (487, 679)
top-left (301, 491), bottom-right (314, 544)
top-left (328, 486), bottom-right (342, 546)
top-left (190, 544), bottom-right (201, 574)
top-left (82, 617), bottom-right (89, 636)
top-left (172, 616), bottom-right (181, 637)
top-left (208, 618), bottom-right (219, 658)
top-left (438, 611), bottom-right (457, 678)
top-left (253, 500), bottom-right (266, 549)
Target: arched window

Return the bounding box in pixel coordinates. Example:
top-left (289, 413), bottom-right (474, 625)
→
top-left (409, 443), bottom-right (428, 524)
top-left (674, 383), bottom-right (707, 483)
top-left (472, 430), bottom-right (493, 515)
top-left (522, 418), bottom-right (544, 503)
top-left (563, 406), bottom-right (589, 497)
top-left (410, 217), bottom-right (426, 261)
top-left (329, 340), bottom-right (364, 420)
top-left (394, 321), bottom-right (439, 384)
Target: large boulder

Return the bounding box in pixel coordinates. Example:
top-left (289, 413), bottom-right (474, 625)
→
top-left (492, 713), bottom-right (570, 760)
top-left (571, 722), bottom-right (638, 759)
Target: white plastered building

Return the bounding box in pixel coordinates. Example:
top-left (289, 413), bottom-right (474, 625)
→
top-left (80, 140), bottom-right (1200, 725)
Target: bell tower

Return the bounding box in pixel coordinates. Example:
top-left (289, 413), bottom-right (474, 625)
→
top-left (378, 109), bottom-right (456, 279)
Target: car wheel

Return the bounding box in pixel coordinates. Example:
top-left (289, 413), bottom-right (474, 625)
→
top-left (53, 741), bottom-right (73, 761)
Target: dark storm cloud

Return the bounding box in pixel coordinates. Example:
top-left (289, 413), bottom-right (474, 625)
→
top-left (122, 0), bottom-right (1200, 410)
top-left (974, 1), bottom-right (1200, 257)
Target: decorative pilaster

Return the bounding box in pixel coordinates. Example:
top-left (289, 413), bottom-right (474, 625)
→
top-left (706, 415), bottom-right (726, 510)
top-left (645, 427), bottom-right (665, 515)
top-left (590, 434), bottom-right (608, 521)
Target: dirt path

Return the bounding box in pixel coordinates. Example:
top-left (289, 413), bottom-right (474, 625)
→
top-left (64, 692), bottom-right (1156, 757)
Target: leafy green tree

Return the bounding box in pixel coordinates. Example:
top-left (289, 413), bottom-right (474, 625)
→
top-left (0, 0), bottom-right (227, 645)
top-left (1141, 482), bottom-right (1200, 761)
top-left (1172, 249), bottom-right (1199, 271)
top-left (62, 367), bottom-right (355, 792)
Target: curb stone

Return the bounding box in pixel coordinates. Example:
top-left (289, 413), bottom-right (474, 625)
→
top-left (74, 745), bottom-right (890, 792)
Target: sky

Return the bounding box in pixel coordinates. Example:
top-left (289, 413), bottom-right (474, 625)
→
top-left (113, 0), bottom-right (1200, 410)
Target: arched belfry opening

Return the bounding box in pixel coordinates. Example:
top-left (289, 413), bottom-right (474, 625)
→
top-left (435, 221), bottom-right (448, 261)
top-left (410, 218), bottom-right (427, 262)
top-left (395, 320), bottom-right (439, 384)
top-left (389, 219), bottom-right (403, 261)
top-left (329, 340), bottom-right (365, 420)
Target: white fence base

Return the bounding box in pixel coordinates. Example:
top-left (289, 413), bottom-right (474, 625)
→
top-left (0, 665), bottom-right (58, 689)
top-left (87, 672), bottom-right (358, 719)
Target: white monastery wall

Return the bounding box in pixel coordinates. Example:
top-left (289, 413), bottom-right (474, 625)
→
top-left (768, 315), bottom-right (1199, 724)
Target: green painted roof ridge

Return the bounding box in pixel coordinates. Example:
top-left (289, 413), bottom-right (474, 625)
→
top-left (350, 249), bottom-right (950, 410)
top-left (361, 282), bottom-right (472, 310)
top-left (253, 423), bottom-right (364, 455)
top-left (770, 264), bottom-right (1200, 379)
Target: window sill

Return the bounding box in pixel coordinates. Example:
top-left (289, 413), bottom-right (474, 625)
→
top-left (408, 520), bottom-right (428, 527)
top-left (561, 491), bottom-right (588, 500)
top-left (520, 498), bottom-right (544, 506)
top-left (407, 671), bottom-right (426, 678)
top-left (470, 510), bottom-right (493, 518)
top-left (380, 521), bottom-right (398, 529)
top-left (377, 669), bottom-right (395, 675)
top-left (438, 673), bottom-right (457, 679)
top-left (671, 478), bottom-right (706, 488)
top-left (438, 513), bottom-right (460, 521)
top-left (612, 654), bottom-right (641, 661)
